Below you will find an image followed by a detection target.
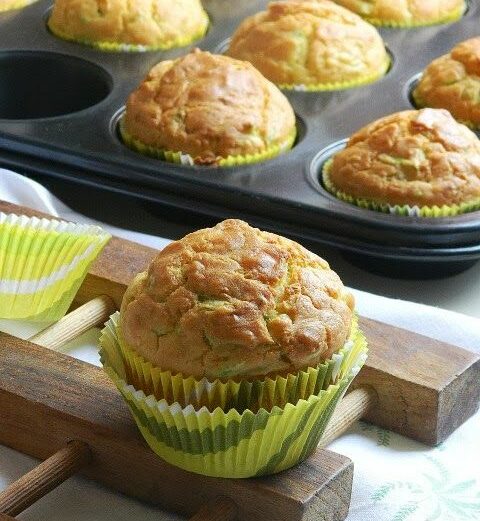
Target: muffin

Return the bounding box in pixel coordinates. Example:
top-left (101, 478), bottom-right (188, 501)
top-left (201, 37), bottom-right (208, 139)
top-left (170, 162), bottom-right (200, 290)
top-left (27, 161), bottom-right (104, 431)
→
top-left (100, 220), bottom-right (368, 477)
top-left (48, 0), bottom-right (209, 51)
top-left (227, 0), bottom-right (390, 90)
top-left (413, 38), bottom-right (480, 130)
top-left (120, 219), bottom-right (354, 380)
top-left (331, 0), bottom-right (465, 27)
top-left (121, 49), bottom-right (297, 166)
top-left (323, 108), bottom-right (480, 216)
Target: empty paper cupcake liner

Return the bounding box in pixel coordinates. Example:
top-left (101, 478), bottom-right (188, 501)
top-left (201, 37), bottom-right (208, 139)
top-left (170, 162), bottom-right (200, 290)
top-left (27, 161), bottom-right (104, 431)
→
top-left (119, 119), bottom-right (296, 167)
top-left (47, 18), bottom-right (209, 53)
top-left (0, 213), bottom-right (110, 320)
top-left (278, 56), bottom-right (391, 92)
top-left (364, 2), bottom-right (466, 27)
top-left (322, 160), bottom-right (480, 217)
top-left (100, 317), bottom-right (367, 478)
top-left (102, 312), bottom-right (367, 412)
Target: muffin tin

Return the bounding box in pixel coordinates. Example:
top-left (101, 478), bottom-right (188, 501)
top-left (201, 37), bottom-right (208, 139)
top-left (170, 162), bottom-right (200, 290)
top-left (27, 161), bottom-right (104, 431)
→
top-left (0, 0), bottom-right (479, 277)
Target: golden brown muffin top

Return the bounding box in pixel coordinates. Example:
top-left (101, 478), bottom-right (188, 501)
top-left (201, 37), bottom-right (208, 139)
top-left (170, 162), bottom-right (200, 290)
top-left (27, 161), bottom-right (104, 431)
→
top-left (123, 49), bottom-right (296, 164)
top-left (331, 0), bottom-right (465, 25)
top-left (327, 108), bottom-right (480, 208)
top-left (414, 38), bottom-right (480, 128)
top-left (227, 0), bottom-right (389, 87)
top-left (120, 220), bottom-right (354, 380)
top-left (48, 0), bottom-right (208, 47)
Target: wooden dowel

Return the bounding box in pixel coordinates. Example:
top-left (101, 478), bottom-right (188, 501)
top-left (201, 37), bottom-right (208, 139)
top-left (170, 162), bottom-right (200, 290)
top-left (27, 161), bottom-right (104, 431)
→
top-left (0, 441), bottom-right (91, 517)
top-left (319, 387), bottom-right (378, 448)
top-left (28, 295), bottom-right (116, 350)
top-left (189, 497), bottom-right (237, 521)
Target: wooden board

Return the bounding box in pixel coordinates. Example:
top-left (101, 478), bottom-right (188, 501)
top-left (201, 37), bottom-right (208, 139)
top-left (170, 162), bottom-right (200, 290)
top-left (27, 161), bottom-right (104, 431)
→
top-left (1, 199), bottom-right (479, 445)
top-left (0, 334), bottom-right (352, 521)
top-left (1, 199), bottom-right (480, 520)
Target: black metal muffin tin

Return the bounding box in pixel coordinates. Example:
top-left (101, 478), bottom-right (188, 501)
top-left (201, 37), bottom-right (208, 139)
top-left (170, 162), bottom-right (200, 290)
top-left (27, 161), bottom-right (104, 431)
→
top-left (0, 0), bottom-right (479, 277)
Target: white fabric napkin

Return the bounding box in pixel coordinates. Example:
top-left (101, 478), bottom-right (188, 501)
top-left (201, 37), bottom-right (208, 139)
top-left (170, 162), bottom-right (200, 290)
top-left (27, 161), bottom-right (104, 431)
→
top-left (0, 169), bottom-right (479, 521)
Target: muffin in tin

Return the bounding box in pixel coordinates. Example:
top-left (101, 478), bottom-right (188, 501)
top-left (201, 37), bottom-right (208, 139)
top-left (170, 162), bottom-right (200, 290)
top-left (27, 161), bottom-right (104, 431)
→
top-left (413, 38), bottom-right (480, 130)
top-left (323, 108), bottom-right (480, 216)
top-left (227, 0), bottom-right (390, 91)
top-left (121, 49), bottom-right (297, 166)
top-left (331, 0), bottom-right (466, 27)
top-left (48, 0), bottom-right (209, 51)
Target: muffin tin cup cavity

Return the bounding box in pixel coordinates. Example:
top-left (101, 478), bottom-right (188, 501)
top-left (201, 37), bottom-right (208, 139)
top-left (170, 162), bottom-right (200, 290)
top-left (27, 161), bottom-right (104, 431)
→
top-left (309, 142), bottom-right (480, 218)
top-left (0, 51), bottom-right (112, 120)
top-left (46, 17), bottom-right (209, 53)
top-left (119, 118), bottom-right (296, 167)
top-left (113, 108), bottom-right (306, 168)
top-left (215, 39), bottom-right (394, 92)
top-left (363, 0), bottom-right (468, 27)
top-left (406, 74), bottom-right (422, 109)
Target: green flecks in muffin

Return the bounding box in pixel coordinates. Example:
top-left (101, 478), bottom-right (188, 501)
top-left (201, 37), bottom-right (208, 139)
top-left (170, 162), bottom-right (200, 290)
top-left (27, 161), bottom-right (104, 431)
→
top-left (378, 150), bottom-right (426, 180)
top-left (289, 30), bottom-right (309, 65)
top-left (215, 362), bottom-right (248, 378)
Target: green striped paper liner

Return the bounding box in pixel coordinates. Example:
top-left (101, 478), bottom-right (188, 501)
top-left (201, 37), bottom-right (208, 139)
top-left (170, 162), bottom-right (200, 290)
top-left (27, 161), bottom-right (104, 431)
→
top-left (100, 315), bottom-right (367, 478)
top-left (0, 213), bottom-right (110, 321)
top-left (119, 118), bottom-right (296, 167)
top-left (110, 312), bottom-right (365, 412)
top-left (322, 159), bottom-right (480, 217)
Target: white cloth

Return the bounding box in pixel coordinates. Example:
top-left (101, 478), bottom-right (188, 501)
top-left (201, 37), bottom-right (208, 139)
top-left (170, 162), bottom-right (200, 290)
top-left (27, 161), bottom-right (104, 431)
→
top-left (0, 170), bottom-right (479, 521)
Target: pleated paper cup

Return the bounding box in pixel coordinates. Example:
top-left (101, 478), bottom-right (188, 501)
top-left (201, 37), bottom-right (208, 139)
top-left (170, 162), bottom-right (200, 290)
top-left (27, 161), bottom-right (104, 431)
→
top-left (47, 16), bottom-right (209, 53)
top-left (364, 2), bottom-right (465, 27)
top-left (100, 319), bottom-right (367, 478)
top-left (278, 56), bottom-right (390, 92)
top-left (322, 160), bottom-right (480, 217)
top-left (0, 213), bottom-right (110, 321)
top-left (102, 312), bottom-right (367, 412)
top-left (119, 119), bottom-right (296, 167)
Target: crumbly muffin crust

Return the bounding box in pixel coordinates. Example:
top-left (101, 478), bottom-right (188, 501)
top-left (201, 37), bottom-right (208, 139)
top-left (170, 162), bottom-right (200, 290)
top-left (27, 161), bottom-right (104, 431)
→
top-left (123, 49), bottom-right (296, 164)
top-left (120, 219), bottom-right (354, 380)
top-left (332, 0), bottom-right (465, 26)
top-left (414, 38), bottom-right (480, 129)
top-left (327, 108), bottom-right (480, 208)
top-left (48, 0), bottom-right (208, 48)
top-left (227, 0), bottom-right (389, 88)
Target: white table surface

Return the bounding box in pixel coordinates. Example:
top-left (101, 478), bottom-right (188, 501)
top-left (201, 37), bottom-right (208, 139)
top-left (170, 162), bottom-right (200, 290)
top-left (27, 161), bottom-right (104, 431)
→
top-left (37, 173), bottom-right (480, 319)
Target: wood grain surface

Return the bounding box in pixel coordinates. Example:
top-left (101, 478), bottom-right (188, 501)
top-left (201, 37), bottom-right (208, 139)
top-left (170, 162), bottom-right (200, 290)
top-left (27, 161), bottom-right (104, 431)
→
top-left (1, 199), bottom-right (480, 520)
top-left (1, 199), bottom-right (478, 446)
top-left (0, 335), bottom-right (353, 521)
